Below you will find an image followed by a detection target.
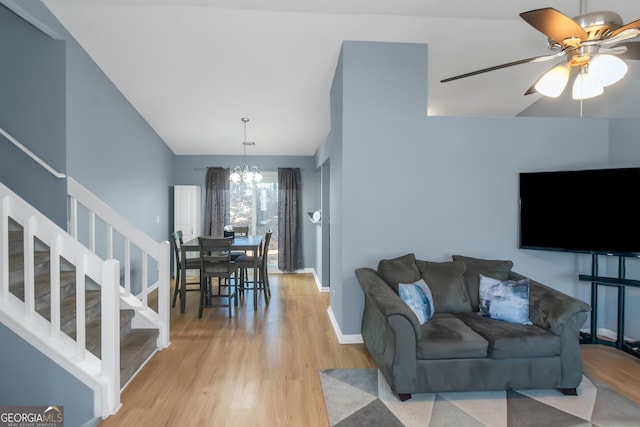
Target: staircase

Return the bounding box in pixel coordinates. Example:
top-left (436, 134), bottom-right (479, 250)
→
top-left (0, 177), bottom-right (170, 420)
top-left (1, 128), bottom-right (170, 420)
top-left (8, 221), bottom-right (158, 386)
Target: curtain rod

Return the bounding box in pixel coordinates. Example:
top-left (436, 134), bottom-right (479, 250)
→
top-left (193, 167), bottom-right (305, 171)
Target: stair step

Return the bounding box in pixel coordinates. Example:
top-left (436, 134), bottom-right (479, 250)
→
top-left (8, 251), bottom-right (51, 288)
top-left (120, 329), bottom-right (159, 387)
top-left (85, 309), bottom-right (136, 358)
top-left (9, 270), bottom-right (76, 313)
top-left (8, 230), bottom-right (23, 254)
top-left (61, 289), bottom-right (102, 338)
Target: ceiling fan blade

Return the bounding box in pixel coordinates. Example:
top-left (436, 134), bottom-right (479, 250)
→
top-left (600, 28), bottom-right (640, 46)
top-left (599, 46), bottom-right (628, 54)
top-left (520, 8), bottom-right (588, 44)
top-left (610, 19), bottom-right (640, 38)
top-left (440, 53), bottom-right (563, 83)
top-left (613, 42), bottom-right (640, 60)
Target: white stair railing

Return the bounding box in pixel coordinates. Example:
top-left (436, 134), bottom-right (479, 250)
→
top-left (0, 182), bottom-right (121, 417)
top-left (67, 177), bottom-right (171, 348)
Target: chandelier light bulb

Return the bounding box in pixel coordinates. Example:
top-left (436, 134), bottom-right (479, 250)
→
top-left (535, 64), bottom-right (570, 97)
top-left (589, 54), bottom-right (628, 87)
top-left (230, 167), bottom-right (241, 183)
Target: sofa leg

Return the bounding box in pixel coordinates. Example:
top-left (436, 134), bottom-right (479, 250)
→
top-left (558, 388), bottom-right (578, 396)
top-left (398, 393), bottom-right (412, 402)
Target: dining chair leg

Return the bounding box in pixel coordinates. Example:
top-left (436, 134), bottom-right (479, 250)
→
top-left (198, 277), bottom-right (205, 319)
top-left (264, 270), bottom-right (271, 298)
top-left (261, 269), bottom-right (269, 304)
top-left (171, 267), bottom-right (181, 307)
top-left (234, 273), bottom-right (239, 306)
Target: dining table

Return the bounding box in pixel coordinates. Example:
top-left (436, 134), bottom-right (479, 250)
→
top-left (180, 234), bottom-right (265, 313)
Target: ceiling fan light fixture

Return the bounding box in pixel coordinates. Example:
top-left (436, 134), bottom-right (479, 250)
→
top-left (535, 64), bottom-right (570, 97)
top-left (572, 71), bottom-right (604, 100)
top-left (589, 54), bottom-right (628, 87)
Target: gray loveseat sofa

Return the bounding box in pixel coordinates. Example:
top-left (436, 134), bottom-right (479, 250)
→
top-left (355, 253), bottom-right (591, 401)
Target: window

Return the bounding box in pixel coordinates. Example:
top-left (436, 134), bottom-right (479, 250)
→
top-left (230, 171), bottom-right (278, 267)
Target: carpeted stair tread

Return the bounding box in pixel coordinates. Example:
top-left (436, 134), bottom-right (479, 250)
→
top-left (8, 230), bottom-right (23, 254)
top-left (61, 289), bottom-right (102, 337)
top-left (9, 270), bottom-right (76, 309)
top-left (120, 328), bottom-right (159, 387)
top-left (85, 309), bottom-right (136, 358)
top-left (8, 251), bottom-right (51, 289)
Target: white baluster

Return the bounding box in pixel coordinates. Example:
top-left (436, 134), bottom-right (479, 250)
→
top-left (50, 235), bottom-right (61, 341)
top-left (75, 254), bottom-right (86, 359)
top-left (101, 259), bottom-right (121, 414)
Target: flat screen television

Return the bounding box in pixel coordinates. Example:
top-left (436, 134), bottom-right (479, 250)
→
top-left (519, 167), bottom-right (640, 256)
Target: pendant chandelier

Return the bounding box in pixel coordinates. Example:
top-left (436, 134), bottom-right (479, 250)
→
top-left (230, 117), bottom-right (262, 183)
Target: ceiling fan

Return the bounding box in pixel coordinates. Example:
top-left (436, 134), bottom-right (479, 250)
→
top-left (440, 6), bottom-right (640, 100)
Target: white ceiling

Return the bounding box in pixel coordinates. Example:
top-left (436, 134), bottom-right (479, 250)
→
top-left (41, 0), bottom-right (640, 156)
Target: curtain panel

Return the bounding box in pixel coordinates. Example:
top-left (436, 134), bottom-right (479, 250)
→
top-left (204, 167), bottom-right (230, 236)
top-left (278, 168), bottom-right (304, 272)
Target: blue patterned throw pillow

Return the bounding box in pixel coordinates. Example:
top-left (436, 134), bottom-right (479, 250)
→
top-left (479, 274), bottom-right (532, 325)
top-left (398, 279), bottom-right (434, 325)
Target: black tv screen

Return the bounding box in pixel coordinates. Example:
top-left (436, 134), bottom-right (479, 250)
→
top-left (519, 167), bottom-right (640, 255)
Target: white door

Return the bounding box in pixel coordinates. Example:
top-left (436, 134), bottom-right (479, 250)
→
top-left (174, 185), bottom-right (201, 240)
top-left (174, 185), bottom-right (201, 278)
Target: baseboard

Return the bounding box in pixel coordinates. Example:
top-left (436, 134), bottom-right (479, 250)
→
top-left (327, 306), bottom-right (363, 344)
top-left (580, 327), bottom-right (638, 343)
top-left (302, 268), bottom-right (330, 292)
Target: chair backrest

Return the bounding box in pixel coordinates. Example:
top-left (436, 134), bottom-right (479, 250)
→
top-left (198, 236), bottom-right (234, 277)
top-left (260, 231), bottom-right (272, 268)
top-left (170, 230), bottom-right (184, 265)
top-left (232, 226), bottom-right (249, 236)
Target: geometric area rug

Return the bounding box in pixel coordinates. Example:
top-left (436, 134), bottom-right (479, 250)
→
top-left (319, 368), bottom-right (640, 427)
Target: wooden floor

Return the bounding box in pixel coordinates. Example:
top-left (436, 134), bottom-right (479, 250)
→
top-left (100, 273), bottom-right (640, 426)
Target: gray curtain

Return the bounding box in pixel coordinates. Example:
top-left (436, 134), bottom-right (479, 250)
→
top-left (204, 167), bottom-right (230, 236)
top-left (278, 168), bottom-right (304, 272)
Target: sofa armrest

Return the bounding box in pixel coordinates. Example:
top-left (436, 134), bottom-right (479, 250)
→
top-left (510, 271), bottom-right (591, 335)
top-left (355, 268), bottom-right (422, 339)
top-left (356, 267), bottom-right (420, 393)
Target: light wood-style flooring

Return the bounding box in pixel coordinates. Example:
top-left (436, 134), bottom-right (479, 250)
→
top-left (100, 273), bottom-right (640, 426)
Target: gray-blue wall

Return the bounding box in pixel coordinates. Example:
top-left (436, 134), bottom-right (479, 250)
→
top-left (323, 40), bottom-right (615, 336)
top-left (0, 3), bottom-right (67, 227)
top-left (0, 324), bottom-right (96, 427)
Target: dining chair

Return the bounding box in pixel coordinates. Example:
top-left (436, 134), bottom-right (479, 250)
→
top-left (218, 225), bottom-right (250, 295)
top-left (170, 230), bottom-right (201, 308)
top-left (229, 226), bottom-right (249, 259)
top-left (235, 231), bottom-right (272, 304)
top-left (198, 236), bottom-right (238, 318)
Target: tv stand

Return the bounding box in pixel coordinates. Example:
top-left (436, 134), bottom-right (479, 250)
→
top-left (579, 254), bottom-right (640, 359)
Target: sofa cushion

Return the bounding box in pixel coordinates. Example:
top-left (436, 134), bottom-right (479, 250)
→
top-left (377, 253), bottom-right (421, 294)
top-left (456, 313), bottom-right (560, 359)
top-left (479, 274), bottom-right (532, 325)
top-left (398, 279), bottom-right (434, 325)
top-left (452, 255), bottom-right (514, 312)
top-left (415, 260), bottom-right (472, 313)
top-left (417, 313), bottom-right (488, 360)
